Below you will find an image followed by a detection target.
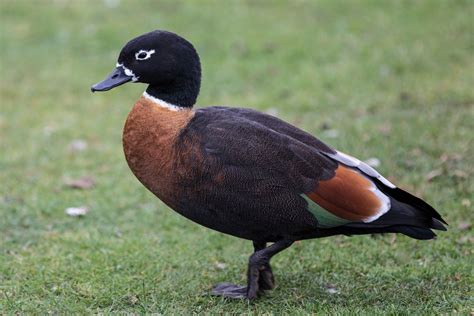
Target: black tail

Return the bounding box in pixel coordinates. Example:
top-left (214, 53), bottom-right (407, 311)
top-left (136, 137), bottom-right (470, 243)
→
top-left (344, 184), bottom-right (447, 240)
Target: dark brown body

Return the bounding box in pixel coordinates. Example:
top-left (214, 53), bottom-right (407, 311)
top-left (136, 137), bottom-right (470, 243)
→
top-left (123, 97), bottom-right (445, 243)
top-left (123, 97), bottom-right (328, 241)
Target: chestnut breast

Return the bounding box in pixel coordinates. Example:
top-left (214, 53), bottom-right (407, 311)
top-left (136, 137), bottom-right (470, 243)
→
top-left (122, 96), bottom-right (195, 208)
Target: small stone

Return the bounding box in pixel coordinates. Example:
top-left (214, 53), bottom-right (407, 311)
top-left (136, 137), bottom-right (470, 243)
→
top-left (327, 288), bottom-right (339, 294)
top-left (128, 294), bottom-right (139, 305)
top-left (325, 283), bottom-right (339, 294)
top-left (65, 206), bottom-right (89, 217)
top-left (215, 262), bottom-right (226, 270)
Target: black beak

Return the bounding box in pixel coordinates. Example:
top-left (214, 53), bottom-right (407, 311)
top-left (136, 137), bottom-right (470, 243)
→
top-left (91, 66), bottom-right (133, 92)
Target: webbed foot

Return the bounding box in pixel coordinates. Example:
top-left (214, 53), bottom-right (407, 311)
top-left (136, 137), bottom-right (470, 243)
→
top-left (210, 264), bottom-right (273, 300)
top-left (211, 282), bottom-right (248, 299)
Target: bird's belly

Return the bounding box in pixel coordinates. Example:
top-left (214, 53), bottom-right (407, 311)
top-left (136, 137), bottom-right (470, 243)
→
top-left (173, 204), bottom-right (281, 241)
top-left (173, 185), bottom-right (320, 241)
top-left (123, 159), bottom-right (272, 239)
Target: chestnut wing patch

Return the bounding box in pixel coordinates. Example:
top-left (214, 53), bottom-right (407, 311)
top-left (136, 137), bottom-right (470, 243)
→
top-left (305, 165), bottom-right (390, 227)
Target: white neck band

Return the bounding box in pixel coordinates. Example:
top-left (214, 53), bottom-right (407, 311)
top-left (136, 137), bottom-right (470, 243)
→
top-left (142, 91), bottom-right (185, 111)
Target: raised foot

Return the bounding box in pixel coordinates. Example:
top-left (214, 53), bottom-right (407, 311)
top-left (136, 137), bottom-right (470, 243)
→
top-left (211, 282), bottom-right (248, 299)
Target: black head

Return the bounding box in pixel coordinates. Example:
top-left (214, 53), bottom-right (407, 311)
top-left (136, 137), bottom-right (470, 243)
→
top-left (91, 30), bottom-right (201, 108)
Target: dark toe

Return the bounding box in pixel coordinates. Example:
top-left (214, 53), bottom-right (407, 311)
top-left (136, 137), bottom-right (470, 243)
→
top-left (211, 282), bottom-right (248, 299)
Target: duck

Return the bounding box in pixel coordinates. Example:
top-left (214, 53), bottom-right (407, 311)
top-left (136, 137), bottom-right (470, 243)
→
top-left (91, 30), bottom-right (447, 300)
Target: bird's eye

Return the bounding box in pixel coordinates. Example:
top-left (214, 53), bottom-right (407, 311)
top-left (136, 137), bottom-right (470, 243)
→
top-left (135, 49), bottom-right (155, 61)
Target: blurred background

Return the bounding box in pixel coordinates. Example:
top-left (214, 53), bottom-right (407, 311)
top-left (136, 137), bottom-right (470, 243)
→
top-left (1, 0), bottom-right (472, 313)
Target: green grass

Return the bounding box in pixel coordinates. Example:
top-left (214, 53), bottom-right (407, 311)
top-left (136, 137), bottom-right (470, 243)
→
top-left (1, 0), bottom-right (473, 314)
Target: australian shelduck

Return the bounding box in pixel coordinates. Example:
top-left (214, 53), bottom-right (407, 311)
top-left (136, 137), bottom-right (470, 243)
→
top-left (91, 30), bottom-right (447, 299)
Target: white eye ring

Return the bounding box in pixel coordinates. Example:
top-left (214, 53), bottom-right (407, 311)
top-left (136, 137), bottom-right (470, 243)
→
top-left (135, 49), bottom-right (155, 61)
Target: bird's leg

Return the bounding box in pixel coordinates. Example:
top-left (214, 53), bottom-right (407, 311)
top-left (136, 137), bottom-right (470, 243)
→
top-left (253, 241), bottom-right (274, 291)
top-left (211, 239), bottom-right (293, 300)
top-left (246, 239), bottom-right (293, 299)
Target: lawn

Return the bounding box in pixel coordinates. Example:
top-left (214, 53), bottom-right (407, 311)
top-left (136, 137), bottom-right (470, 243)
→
top-left (1, 0), bottom-right (473, 314)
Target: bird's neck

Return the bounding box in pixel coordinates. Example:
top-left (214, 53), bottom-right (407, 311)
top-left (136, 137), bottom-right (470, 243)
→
top-left (145, 74), bottom-right (200, 109)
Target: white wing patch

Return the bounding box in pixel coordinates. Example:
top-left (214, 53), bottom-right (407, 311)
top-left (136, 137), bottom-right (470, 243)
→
top-left (330, 151), bottom-right (397, 189)
top-left (365, 180), bottom-right (391, 222)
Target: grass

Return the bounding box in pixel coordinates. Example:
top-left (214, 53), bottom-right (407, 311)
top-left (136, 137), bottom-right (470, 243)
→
top-left (1, 0), bottom-right (473, 314)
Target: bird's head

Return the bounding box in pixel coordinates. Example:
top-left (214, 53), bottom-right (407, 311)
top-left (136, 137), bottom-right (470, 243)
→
top-left (91, 30), bottom-right (201, 107)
